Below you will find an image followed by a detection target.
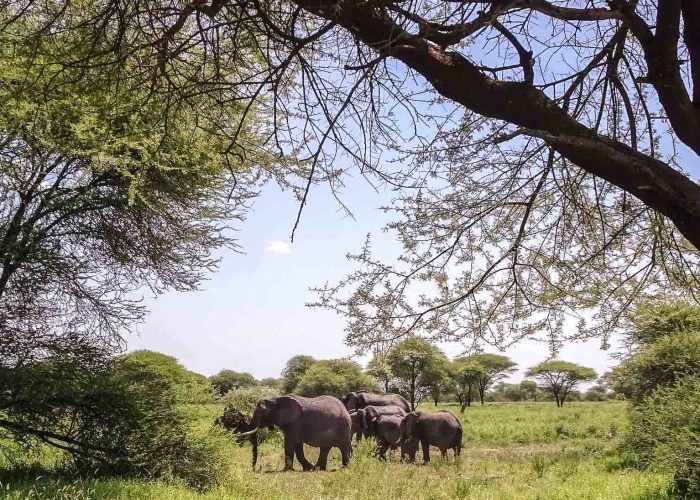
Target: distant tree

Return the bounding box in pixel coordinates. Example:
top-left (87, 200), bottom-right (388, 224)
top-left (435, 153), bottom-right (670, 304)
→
top-left (386, 337), bottom-right (448, 410)
top-left (527, 361), bottom-right (597, 407)
top-left (281, 355), bottom-right (316, 394)
top-left (295, 360), bottom-right (379, 398)
top-left (449, 359), bottom-right (485, 411)
top-left (209, 370), bottom-right (257, 397)
top-left (366, 353), bottom-right (393, 393)
top-left (259, 378), bottom-right (284, 392)
top-left (466, 354), bottom-right (517, 405)
top-left (519, 380), bottom-right (540, 402)
top-left (584, 383), bottom-right (609, 402)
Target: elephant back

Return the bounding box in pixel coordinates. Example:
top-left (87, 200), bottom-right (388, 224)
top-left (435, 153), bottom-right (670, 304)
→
top-left (357, 392), bottom-right (410, 412)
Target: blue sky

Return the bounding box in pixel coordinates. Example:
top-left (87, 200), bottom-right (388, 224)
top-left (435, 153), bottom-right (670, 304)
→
top-left (130, 169), bottom-right (626, 384)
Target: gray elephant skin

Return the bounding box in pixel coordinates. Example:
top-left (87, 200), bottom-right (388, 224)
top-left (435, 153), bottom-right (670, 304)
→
top-left (342, 391), bottom-right (410, 412)
top-left (400, 410), bottom-right (462, 463)
top-left (362, 404), bottom-right (407, 436)
top-left (374, 414), bottom-right (403, 460)
top-left (349, 409), bottom-right (364, 441)
top-left (241, 395), bottom-right (352, 471)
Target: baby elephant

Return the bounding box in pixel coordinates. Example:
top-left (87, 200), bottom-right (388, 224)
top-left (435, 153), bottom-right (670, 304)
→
top-left (374, 415), bottom-right (403, 460)
top-left (400, 410), bottom-right (462, 463)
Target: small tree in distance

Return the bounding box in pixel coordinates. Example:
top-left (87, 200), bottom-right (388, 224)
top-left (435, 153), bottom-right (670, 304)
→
top-left (386, 337), bottom-right (448, 410)
top-left (366, 353), bottom-right (393, 393)
top-left (295, 360), bottom-right (379, 398)
top-left (449, 359), bottom-right (485, 411)
top-left (466, 354), bottom-right (517, 405)
top-left (209, 370), bottom-right (257, 397)
top-left (527, 361), bottom-right (597, 407)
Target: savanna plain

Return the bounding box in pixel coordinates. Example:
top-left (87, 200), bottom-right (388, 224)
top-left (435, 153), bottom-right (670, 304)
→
top-left (2, 401), bottom-right (669, 500)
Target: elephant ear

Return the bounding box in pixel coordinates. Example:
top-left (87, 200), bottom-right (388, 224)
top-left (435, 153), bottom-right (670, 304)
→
top-left (357, 393), bottom-right (366, 407)
top-left (275, 396), bottom-right (303, 427)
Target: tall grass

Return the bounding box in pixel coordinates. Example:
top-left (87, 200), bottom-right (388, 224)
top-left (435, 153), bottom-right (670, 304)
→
top-left (1, 402), bottom-right (671, 499)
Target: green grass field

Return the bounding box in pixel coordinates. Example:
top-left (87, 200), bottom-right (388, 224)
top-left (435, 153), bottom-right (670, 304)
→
top-left (1, 402), bottom-right (671, 499)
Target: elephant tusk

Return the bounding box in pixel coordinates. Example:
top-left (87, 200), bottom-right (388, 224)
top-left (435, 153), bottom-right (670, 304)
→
top-left (235, 427), bottom-right (259, 437)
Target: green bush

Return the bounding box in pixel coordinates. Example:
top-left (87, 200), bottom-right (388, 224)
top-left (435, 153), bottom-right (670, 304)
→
top-left (220, 385), bottom-right (280, 415)
top-left (626, 377), bottom-right (700, 497)
top-left (613, 332), bottom-right (700, 401)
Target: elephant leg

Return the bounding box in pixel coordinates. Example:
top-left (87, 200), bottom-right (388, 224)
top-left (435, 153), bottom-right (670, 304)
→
top-left (421, 437), bottom-right (431, 464)
top-left (283, 435), bottom-right (295, 471)
top-left (315, 447), bottom-right (330, 471)
top-left (295, 444), bottom-right (313, 471)
top-left (440, 448), bottom-right (448, 459)
top-left (340, 444), bottom-right (351, 467)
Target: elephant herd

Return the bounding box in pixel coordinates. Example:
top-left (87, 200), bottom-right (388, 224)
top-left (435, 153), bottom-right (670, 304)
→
top-left (238, 391), bottom-right (462, 471)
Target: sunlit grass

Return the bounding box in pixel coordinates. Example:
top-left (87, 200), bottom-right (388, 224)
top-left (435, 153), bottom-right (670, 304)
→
top-left (1, 402), bottom-right (671, 499)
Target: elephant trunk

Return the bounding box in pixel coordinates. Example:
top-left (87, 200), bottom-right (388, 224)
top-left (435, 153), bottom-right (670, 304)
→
top-left (251, 430), bottom-right (258, 469)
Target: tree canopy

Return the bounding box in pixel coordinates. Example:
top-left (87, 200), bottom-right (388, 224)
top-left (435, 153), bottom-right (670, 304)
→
top-left (4, 0), bottom-right (700, 355)
top-left (386, 337), bottom-right (448, 410)
top-left (527, 360), bottom-right (597, 407)
top-left (209, 370), bottom-right (258, 396)
top-left (295, 359), bottom-right (379, 398)
top-left (281, 355), bottom-right (316, 394)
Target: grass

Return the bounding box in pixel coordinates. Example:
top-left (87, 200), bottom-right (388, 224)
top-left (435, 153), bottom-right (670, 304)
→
top-left (0, 402), bottom-right (671, 499)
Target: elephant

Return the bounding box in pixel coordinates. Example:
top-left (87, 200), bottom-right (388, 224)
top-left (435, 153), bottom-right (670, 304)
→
top-left (362, 404), bottom-right (407, 437)
top-left (239, 395), bottom-right (352, 471)
top-left (342, 391), bottom-right (410, 412)
top-left (374, 414), bottom-right (403, 460)
top-left (349, 409), bottom-right (364, 442)
top-left (400, 410), bottom-right (462, 463)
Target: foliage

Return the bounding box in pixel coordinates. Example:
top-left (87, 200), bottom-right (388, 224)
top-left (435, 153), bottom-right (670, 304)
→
top-left (386, 337), bottom-right (448, 410)
top-left (519, 381), bottom-right (540, 402)
top-left (259, 378), bottom-right (284, 391)
top-left (626, 377), bottom-right (700, 498)
top-left (281, 355), bottom-right (316, 394)
top-left (0, 402), bottom-right (672, 500)
top-left (220, 386), bottom-right (280, 416)
top-left (295, 359), bottom-right (379, 398)
top-left (611, 333), bottom-right (700, 401)
top-left (458, 354), bottom-right (517, 405)
top-left (121, 351), bottom-right (213, 404)
top-left (527, 361), bottom-right (597, 407)
top-left (448, 359), bottom-right (485, 410)
top-left (584, 384), bottom-right (610, 402)
top-left (622, 301), bottom-right (700, 352)
top-left (210, 370), bottom-right (258, 397)
top-left (366, 353), bottom-right (394, 393)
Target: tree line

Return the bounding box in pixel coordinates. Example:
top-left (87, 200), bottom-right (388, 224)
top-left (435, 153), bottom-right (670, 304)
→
top-left (209, 338), bottom-right (600, 411)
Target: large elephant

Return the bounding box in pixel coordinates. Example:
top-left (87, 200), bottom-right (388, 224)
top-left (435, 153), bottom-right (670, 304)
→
top-left (342, 391), bottom-right (410, 412)
top-left (362, 404), bottom-right (407, 437)
top-left (374, 414), bottom-right (403, 460)
top-left (239, 395), bottom-right (351, 471)
top-left (400, 410), bottom-right (462, 463)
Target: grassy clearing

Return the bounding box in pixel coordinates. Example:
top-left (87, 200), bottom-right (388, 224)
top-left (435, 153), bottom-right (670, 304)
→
top-left (1, 402), bottom-right (670, 499)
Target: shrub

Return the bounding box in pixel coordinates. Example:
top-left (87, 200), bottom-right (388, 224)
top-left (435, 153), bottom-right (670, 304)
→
top-left (295, 359), bottom-right (379, 398)
top-left (626, 377), bottom-right (700, 497)
top-left (613, 332), bottom-right (700, 401)
top-left (220, 385), bottom-right (280, 415)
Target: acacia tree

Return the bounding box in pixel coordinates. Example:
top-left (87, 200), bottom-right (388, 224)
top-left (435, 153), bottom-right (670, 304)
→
top-left (6, 2), bottom-right (700, 352)
top-left (449, 358), bottom-right (485, 411)
top-left (467, 354), bottom-right (518, 405)
top-left (386, 337), bottom-right (448, 410)
top-left (527, 360), bottom-right (597, 407)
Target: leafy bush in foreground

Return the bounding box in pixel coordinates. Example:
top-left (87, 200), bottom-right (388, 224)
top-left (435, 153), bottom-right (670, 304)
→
top-left (627, 377), bottom-right (700, 498)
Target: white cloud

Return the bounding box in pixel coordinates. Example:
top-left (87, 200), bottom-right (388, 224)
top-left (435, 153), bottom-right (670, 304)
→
top-left (265, 240), bottom-right (292, 255)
